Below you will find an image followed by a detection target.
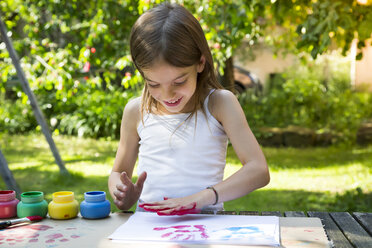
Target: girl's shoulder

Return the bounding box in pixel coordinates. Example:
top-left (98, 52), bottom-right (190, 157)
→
top-left (208, 89), bottom-right (239, 121)
top-left (123, 96), bottom-right (141, 126)
top-left (124, 96), bottom-right (141, 112)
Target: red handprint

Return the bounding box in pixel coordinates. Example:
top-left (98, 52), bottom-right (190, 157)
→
top-left (153, 225), bottom-right (208, 241)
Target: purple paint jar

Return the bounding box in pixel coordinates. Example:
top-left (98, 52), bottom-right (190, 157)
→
top-left (0, 190), bottom-right (19, 218)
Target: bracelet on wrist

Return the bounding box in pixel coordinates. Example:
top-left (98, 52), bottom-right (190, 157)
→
top-left (206, 186), bottom-right (218, 205)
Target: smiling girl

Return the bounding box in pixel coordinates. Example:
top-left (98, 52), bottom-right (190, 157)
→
top-left (108, 3), bottom-right (270, 215)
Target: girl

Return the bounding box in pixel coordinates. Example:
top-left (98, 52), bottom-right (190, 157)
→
top-left (108, 3), bottom-right (269, 215)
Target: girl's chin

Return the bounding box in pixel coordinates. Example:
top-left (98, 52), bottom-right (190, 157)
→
top-left (160, 103), bottom-right (186, 114)
top-left (164, 106), bottom-right (183, 113)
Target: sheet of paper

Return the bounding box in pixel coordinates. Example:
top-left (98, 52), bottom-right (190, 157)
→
top-left (108, 212), bottom-right (280, 246)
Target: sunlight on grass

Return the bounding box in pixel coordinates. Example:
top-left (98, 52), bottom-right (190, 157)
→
top-left (1, 133), bottom-right (371, 212)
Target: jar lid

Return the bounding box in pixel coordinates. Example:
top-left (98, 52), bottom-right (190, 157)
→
top-left (0, 190), bottom-right (16, 202)
top-left (52, 191), bottom-right (75, 203)
top-left (84, 191), bottom-right (106, 202)
top-left (21, 191), bottom-right (44, 203)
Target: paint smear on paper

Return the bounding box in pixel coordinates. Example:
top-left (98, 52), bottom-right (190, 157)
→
top-left (153, 225), bottom-right (208, 241)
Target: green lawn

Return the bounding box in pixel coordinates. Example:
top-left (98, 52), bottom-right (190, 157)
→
top-left (1, 133), bottom-right (371, 213)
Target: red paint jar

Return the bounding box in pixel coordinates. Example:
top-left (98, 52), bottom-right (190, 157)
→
top-left (0, 190), bottom-right (19, 218)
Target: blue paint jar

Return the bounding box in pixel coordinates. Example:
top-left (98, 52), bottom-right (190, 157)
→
top-left (80, 191), bottom-right (110, 219)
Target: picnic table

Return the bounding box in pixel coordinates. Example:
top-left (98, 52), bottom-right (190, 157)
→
top-left (208, 210), bottom-right (372, 248)
top-left (1, 210), bottom-right (371, 247)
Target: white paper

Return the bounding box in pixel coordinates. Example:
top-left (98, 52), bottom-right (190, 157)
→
top-left (109, 212), bottom-right (280, 246)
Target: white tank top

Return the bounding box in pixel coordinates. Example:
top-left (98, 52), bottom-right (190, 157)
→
top-left (136, 90), bottom-right (228, 211)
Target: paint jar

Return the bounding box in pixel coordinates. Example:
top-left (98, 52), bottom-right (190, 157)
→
top-left (17, 191), bottom-right (48, 218)
top-left (80, 191), bottom-right (111, 219)
top-left (0, 190), bottom-right (19, 218)
top-left (48, 191), bottom-right (79, 220)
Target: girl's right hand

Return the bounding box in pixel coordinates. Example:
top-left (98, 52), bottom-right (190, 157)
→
top-left (113, 171), bottom-right (147, 210)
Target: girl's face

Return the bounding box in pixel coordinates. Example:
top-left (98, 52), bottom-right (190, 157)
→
top-left (142, 58), bottom-right (205, 114)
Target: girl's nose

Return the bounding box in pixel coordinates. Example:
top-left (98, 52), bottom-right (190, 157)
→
top-left (162, 87), bottom-right (175, 100)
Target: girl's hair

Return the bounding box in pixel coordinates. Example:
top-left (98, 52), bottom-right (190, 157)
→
top-left (130, 2), bottom-right (223, 118)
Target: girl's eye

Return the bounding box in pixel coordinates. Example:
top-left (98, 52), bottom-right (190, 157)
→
top-left (148, 83), bottom-right (160, 88)
top-left (174, 80), bottom-right (186, 86)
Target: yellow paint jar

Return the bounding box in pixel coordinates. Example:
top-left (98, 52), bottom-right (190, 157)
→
top-left (48, 191), bottom-right (79, 220)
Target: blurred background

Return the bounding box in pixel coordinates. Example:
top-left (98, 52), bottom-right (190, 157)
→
top-left (0, 0), bottom-right (371, 213)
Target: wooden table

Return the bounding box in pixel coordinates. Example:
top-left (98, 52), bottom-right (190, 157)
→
top-left (221, 210), bottom-right (372, 248)
top-left (1, 211), bottom-right (371, 247)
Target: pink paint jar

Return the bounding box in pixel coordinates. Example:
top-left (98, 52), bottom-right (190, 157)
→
top-left (0, 190), bottom-right (19, 218)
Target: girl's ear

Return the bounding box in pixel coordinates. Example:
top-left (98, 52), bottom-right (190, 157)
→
top-left (197, 55), bottom-right (206, 73)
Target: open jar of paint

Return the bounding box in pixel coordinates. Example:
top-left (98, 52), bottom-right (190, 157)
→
top-left (48, 191), bottom-right (79, 220)
top-left (0, 190), bottom-right (19, 218)
top-left (17, 191), bottom-right (48, 218)
top-left (80, 191), bottom-right (111, 219)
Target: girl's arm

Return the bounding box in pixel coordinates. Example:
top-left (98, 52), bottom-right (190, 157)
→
top-left (207, 89), bottom-right (270, 202)
top-left (141, 89), bottom-right (269, 214)
top-left (108, 97), bottom-right (146, 210)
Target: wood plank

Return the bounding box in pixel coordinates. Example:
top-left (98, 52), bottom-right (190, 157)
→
top-left (353, 212), bottom-right (372, 236)
top-left (200, 210), bottom-right (215, 215)
top-left (330, 212), bottom-right (372, 248)
top-left (261, 211), bottom-right (282, 217)
top-left (308, 211), bottom-right (353, 248)
top-left (216, 211), bottom-right (237, 215)
top-left (284, 211), bottom-right (306, 217)
top-left (239, 211), bottom-right (260, 215)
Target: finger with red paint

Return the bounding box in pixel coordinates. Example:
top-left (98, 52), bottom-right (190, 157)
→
top-left (139, 196), bottom-right (171, 211)
top-left (156, 202), bottom-right (201, 216)
top-left (140, 195), bottom-right (201, 216)
top-left (113, 171), bottom-right (147, 210)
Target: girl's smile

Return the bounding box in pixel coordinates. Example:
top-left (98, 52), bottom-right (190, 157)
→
top-left (163, 97), bottom-right (183, 107)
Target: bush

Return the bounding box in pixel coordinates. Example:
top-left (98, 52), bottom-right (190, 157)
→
top-left (0, 97), bottom-right (37, 133)
top-left (0, 81), bottom-right (140, 139)
top-left (239, 53), bottom-right (372, 144)
top-left (56, 89), bottom-right (136, 139)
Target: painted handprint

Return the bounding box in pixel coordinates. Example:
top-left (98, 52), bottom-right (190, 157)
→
top-left (153, 224), bottom-right (209, 241)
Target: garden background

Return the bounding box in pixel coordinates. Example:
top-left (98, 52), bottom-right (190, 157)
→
top-left (1, 0), bottom-right (372, 212)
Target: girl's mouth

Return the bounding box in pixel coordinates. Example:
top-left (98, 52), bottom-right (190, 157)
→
top-left (163, 97), bottom-right (182, 107)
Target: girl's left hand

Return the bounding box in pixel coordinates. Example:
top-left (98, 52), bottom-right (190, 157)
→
top-left (139, 197), bottom-right (202, 216)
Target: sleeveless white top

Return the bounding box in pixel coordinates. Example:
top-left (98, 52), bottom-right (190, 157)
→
top-left (136, 90), bottom-right (228, 211)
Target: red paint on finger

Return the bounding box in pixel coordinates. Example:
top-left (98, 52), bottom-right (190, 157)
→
top-left (144, 207), bottom-right (171, 212)
top-left (176, 209), bottom-right (201, 215)
top-left (138, 203), bottom-right (157, 208)
top-left (156, 202), bottom-right (200, 216)
top-left (158, 208), bottom-right (201, 216)
top-left (139, 203), bottom-right (171, 212)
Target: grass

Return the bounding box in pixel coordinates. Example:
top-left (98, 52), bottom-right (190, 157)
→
top-left (1, 133), bottom-right (371, 213)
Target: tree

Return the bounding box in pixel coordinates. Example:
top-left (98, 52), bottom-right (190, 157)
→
top-left (0, 0), bottom-right (371, 138)
top-left (269, 0), bottom-right (372, 60)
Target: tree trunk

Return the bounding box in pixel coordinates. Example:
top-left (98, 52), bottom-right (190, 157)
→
top-left (221, 57), bottom-right (236, 93)
top-left (0, 150), bottom-right (21, 197)
top-left (0, 17), bottom-right (69, 176)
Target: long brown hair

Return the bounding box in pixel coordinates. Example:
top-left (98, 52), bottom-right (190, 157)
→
top-left (130, 3), bottom-right (222, 118)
